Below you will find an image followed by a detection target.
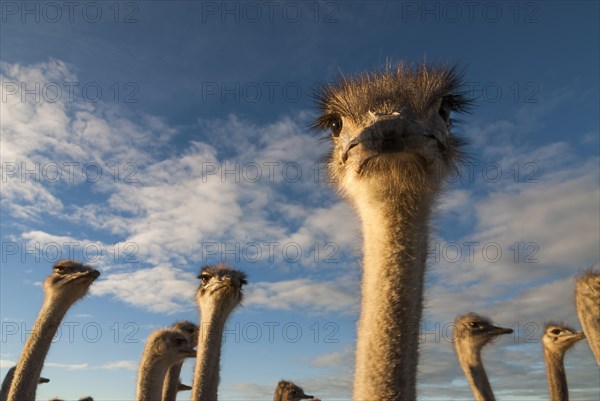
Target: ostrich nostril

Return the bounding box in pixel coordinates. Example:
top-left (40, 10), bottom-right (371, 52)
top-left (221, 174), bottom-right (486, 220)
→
top-left (342, 141), bottom-right (359, 163)
top-left (381, 130), bottom-right (399, 149)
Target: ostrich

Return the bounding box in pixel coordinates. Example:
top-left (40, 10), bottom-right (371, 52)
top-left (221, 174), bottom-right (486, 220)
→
top-left (452, 313), bottom-right (513, 401)
top-left (574, 269), bottom-right (600, 366)
top-left (313, 63), bottom-right (470, 399)
top-left (191, 263), bottom-right (247, 401)
top-left (0, 367), bottom-right (49, 401)
top-left (136, 328), bottom-right (196, 401)
top-left (542, 323), bottom-right (585, 401)
top-left (7, 260), bottom-right (100, 401)
top-left (162, 320), bottom-right (199, 401)
top-left (273, 380), bottom-right (314, 401)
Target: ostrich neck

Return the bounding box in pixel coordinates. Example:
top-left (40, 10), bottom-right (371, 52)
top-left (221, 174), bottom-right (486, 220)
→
top-left (575, 282), bottom-right (600, 366)
top-left (7, 297), bottom-right (69, 401)
top-left (137, 355), bottom-right (171, 401)
top-left (161, 362), bottom-right (184, 401)
top-left (456, 345), bottom-right (496, 401)
top-left (353, 194), bottom-right (431, 401)
top-left (0, 368), bottom-right (15, 401)
top-left (191, 306), bottom-right (231, 401)
top-left (544, 348), bottom-right (569, 401)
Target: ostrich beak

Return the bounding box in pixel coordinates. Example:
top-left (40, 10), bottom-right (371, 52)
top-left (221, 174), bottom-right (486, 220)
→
top-left (568, 331), bottom-right (586, 341)
top-left (489, 326), bottom-right (513, 336)
top-left (181, 347), bottom-right (197, 358)
top-left (340, 114), bottom-right (447, 171)
top-left (71, 269), bottom-right (100, 284)
top-left (78, 269), bottom-right (100, 280)
top-left (177, 382), bottom-right (193, 391)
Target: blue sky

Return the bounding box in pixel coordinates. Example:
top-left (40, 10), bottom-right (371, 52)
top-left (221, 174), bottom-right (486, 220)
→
top-left (1, 1), bottom-right (599, 400)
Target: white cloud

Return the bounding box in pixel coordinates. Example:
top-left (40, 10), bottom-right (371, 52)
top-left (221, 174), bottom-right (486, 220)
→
top-left (229, 382), bottom-right (274, 400)
top-left (99, 360), bottom-right (138, 371)
top-left (0, 359), bottom-right (16, 368)
top-left (1, 59), bottom-right (174, 219)
top-left (44, 362), bottom-right (88, 370)
top-left (90, 264), bottom-right (197, 314)
top-left (1, 60), bottom-right (358, 315)
top-left (17, 230), bottom-right (134, 271)
top-left (311, 347), bottom-right (354, 368)
top-left (245, 278), bottom-right (359, 315)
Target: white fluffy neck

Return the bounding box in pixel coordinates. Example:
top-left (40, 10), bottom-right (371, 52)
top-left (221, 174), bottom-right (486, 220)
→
top-left (8, 297), bottom-right (69, 401)
top-left (544, 348), bottom-right (569, 401)
top-left (162, 361), bottom-right (184, 401)
top-left (352, 189), bottom-right (432, 401)
top-left (137, 354), bottom-right (172, 401)
top-left (191, 304), bottom-right (232, 401)
top-left (455, 342), bottom-right (496, 401)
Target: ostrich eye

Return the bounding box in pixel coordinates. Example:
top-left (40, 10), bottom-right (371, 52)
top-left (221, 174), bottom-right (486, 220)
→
top-left (329, 114), bottom-right (343, 137)
top-left (175, 338), bottom-right (186, 346)
top-left (199, 273), bottom-right (211, 285)
top-left (551, 329), bottom-right (561, 335)
top-left (469, 322), bottom-right (482, 329)
top-left (438, 99), bottom-right (451, 123)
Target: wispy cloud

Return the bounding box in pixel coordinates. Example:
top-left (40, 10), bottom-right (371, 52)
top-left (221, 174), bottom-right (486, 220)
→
top-left (1, 60), bottom-right (360, 316)
top-left (311, 347), bottom-right (354, 368)
top-left (44, 362), bottom-right (89, 370)
top-left (98, 360), bottom-right (138, 371)
top-left (0, 359), bottom-right (15, 369)
top-left (90, 264), bottom-right (197, 314)
top-left (1, 59), bottom-right (174, 220)
top-left (245, 278), bottom-right (359, 316)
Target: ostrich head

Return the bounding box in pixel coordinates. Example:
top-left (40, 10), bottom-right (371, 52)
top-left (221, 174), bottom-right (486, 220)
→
top-left (44, 260), bottom-right (100, 303)
top-left (274, 380), bottom-right (314, 401)
top-left (542, 323), bottom-right (585, 355)
top-left (313, 63), bottom-right (470, 202)
top-left (453, 313), bottom-right (513, 350)
top-left (196, 263), bottom-right (247, 314)
top-left (147, 329), bottom-right (196, 365)
top-left (172, 320), bottom-right (199, 348)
